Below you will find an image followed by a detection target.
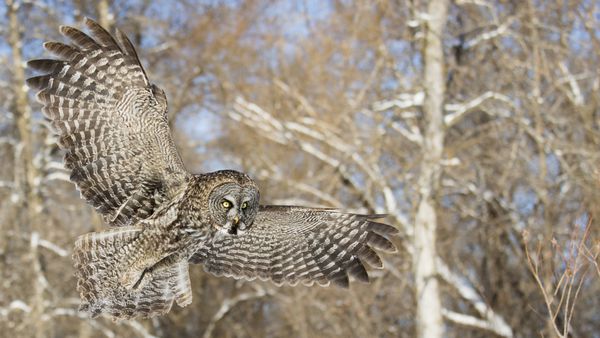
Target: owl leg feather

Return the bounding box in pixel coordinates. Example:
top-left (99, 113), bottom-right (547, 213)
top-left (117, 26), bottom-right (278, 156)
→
top-left (171, 261), bottom-right (192, 307)
top-left (73, 227), bottom-right (192, 319)
top-left (120, 256), bottom-right (163, 290)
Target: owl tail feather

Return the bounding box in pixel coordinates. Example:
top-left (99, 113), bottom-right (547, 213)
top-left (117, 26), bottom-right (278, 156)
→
top-left (72, 226), bottom-right (192, 320)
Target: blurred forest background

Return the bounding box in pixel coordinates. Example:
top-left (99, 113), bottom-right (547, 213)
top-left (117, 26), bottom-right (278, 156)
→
top-left (1, 0), bottom-right (600, 337)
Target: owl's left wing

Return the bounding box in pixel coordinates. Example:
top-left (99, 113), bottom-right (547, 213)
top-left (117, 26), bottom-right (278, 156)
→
top-left (191, 206), bottom-right (398, 287)
top-left (27, 18), bottom-right (190, 227)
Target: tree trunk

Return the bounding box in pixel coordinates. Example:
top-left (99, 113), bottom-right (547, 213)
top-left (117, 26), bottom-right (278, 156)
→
top-left (7, 1), bottom-right (44, 337)
top-left (96, 0), bottom-right (112, 30)
top-left (413, 0), bottom-right (448, 337)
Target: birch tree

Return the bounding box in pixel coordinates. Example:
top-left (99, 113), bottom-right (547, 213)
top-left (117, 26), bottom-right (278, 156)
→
top-left (413, 1), bottom-right (447, 337)
top-left (5, 1), bottom-right (46, 336)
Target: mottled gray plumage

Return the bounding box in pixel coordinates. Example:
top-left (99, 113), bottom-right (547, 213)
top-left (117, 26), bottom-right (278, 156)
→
top-left (27, 18), bottom-right (398, 320)
top-left (192, 207), bottom-right (397, 288)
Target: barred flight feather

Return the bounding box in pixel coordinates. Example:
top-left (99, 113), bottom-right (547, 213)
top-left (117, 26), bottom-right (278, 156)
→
top-left (191, 207), bottom-right (398, 288)
top-left (27, 17), bottom-right (188, 227)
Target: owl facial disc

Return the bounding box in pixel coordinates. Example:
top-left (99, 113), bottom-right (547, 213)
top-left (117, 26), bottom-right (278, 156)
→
top-left (209, 180), bottom-right (259, 236)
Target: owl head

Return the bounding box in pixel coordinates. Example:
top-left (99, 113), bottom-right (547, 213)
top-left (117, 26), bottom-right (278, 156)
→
top-left (204, 170), bottom-right (259, 235)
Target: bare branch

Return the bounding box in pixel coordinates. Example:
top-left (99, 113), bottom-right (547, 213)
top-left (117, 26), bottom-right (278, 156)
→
top-left (558, 62), bottom-right (584, 106)
top-left (254, 169), bottom-right (344, 208)
top-left (202, 286), bottom-right (273, 338)
top-left (0, 181), bottom-right (15, 189)
top-left (37, 238), bottom-right (68, 257)
top-left (125, 321), bottom-right (159, 338)
top-left (444, 91), bottom-right (514, 127)
top-left (231, 97), bottom-right (411, 234)
top-left (463, 18), bottom-right (515, 49)
top-left (44, 171), bottom-right (71, 183)
top-left (443, 309), bottom-right (512, 337)
top-left (0, 136), bottom-right (16, 146)
top-left (372, 92), bottom-right (424, 112)
top-left (0, 300), bottom-right (31, 316)
top-left (274, 79), bottom-right (318, 117)
top-left (437, 260), bottom-right (514, 337)
top-left (391, 121), bottom-right (422, 144)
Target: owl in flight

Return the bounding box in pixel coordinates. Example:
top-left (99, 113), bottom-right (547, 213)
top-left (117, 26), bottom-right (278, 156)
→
top-left (27, 18), bottom-right (398, 320)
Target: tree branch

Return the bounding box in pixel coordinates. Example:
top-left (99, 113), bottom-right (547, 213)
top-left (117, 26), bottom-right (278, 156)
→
top-left (230, 96), bottom-right (513, 338)
top-left (202, 286), bottom-right (272, 338)
top-left (437, 260), bottom-right (514, 337)
top-left (558, 62), bottom-right (584, 106)
top-left (443, 309), bottom-right (512, 337)
top-left (444, 91), bottom-right (514, 127)
top-left (372, 92), bottom-right (424, 112)
top-left (463, 18), bottom-right (515, 49)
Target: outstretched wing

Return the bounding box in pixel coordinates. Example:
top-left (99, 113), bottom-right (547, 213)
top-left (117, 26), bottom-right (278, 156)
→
top-left (73, 227), bottom-right (192, 319)
top-left (27, 18), bottom-right (189, 226)
top-left (191, 206), bottom-right (398, 287)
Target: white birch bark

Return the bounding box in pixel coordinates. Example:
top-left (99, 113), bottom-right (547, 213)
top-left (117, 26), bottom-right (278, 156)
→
top-left (96, 0), bottom-right (113, 30)
top-left (414, 0), bottom-right (448, 337)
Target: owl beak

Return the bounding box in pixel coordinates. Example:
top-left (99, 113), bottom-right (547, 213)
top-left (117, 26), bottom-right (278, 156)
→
top-left (233, 215), bottom-right (239, 225)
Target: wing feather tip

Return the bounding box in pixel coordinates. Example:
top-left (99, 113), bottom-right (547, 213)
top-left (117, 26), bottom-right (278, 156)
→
top-left (368, 235), bottom-right (397, 253)
top-left (367, 220), bottom-right (399, 235)
top-left (27, 59), bottom-right (54, 72)
top-left (42, 41), bottom-right (61, 52)
top-left (58, 24), bottom-right (72, 35)
top-left (83, 17), bottom-right (98, 27)
top-left (347, 259), bottom-right (370, 283)
top-left (331, 275), bottom-right (350, 288)
top-left (26, 75), bottom-right (50, 90)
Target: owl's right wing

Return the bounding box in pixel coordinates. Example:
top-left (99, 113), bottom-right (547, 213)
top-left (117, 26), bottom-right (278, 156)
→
top-left (27, 18), bottom-right (190, 226)
top-left (191, 206), bottom-right (398, 287)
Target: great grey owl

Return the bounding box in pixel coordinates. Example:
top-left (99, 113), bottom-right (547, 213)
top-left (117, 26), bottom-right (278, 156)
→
top-left (27, 18), bottom-right (398, 320)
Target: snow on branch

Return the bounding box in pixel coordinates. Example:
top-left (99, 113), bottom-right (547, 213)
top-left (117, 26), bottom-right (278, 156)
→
top-left (437, 259), bottom-right (514, 337)
top-left (45, 161), bottom-right (66, 171)
top-left (455, 0), bottom-right (493, 8)
top-left (391, 121), bottom-right (422, 144)
top-left (0, 181), bottom-right (15, 189)
top-left (372, 92), bottom-right (424, 112)
top-left (44, 171), bottom-right (71, 183)
top-left (0, 300), bottom-right (31, 316)
top-left (443, 309), bottom-right (511, 336)
top-left (30, 232), bottom-right (50, 291)
top-left (463, 18), bottom-right (515, 49)
top-left (37, 238), bottom-right (68, 257)
top-left (0, 136), bottom-right (16, 146)
top-left (444, 91), bottom-right (514, 127)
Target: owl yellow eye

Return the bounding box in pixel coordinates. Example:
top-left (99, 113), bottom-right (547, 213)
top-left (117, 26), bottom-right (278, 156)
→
top-left (222, 200), bottom-right (231, 209)
top-left (242, 202), bottom-right (248, 209)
